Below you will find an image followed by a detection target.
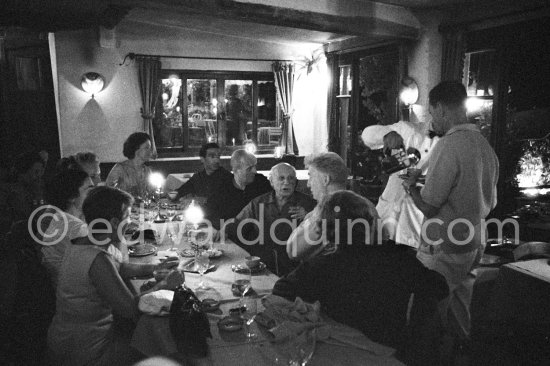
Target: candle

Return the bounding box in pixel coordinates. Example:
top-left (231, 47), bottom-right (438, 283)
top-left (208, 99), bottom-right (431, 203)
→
top-left (148, 172), bottom-right (165, 191)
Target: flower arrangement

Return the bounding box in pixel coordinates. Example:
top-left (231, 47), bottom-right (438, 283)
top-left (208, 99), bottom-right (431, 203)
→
top-left (516, 139), bottom-right (550, 189)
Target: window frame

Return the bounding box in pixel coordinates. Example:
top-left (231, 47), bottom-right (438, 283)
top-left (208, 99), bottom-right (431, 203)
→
top-left (155, 70), bottom-right (278, 157)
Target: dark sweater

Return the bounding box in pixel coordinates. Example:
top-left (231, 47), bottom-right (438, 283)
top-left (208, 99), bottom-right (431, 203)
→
top-left (176, 168), bottom-right (232, 201)
top-left (272, 244), bottom-right (448, 348)
top-left (205, 173), bottom-right (272, 229)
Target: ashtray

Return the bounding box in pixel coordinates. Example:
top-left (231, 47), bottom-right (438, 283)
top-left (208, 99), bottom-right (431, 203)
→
top-left (218, 316), bottom-right (243, 332)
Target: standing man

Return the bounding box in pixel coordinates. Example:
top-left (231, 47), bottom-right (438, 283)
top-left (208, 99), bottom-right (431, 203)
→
top-left (206, 149), bottom-right (271, 229)
top-left (175, 143), bottom-right (232, 205)
top-left (403, 81), bottom-right (499, 345)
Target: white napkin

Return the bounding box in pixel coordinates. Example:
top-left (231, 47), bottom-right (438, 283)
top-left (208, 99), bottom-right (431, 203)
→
top-left (259, 295), bottom-right (395, 357)
top-left (138, 290), bottom-right (174, 316)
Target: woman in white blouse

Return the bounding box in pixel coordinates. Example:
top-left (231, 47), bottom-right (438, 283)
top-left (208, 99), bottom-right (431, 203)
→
top-left (106, 132), bottom-right (154, 198)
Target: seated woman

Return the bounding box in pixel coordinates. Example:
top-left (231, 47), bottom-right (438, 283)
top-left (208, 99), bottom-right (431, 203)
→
top-left (47, 186), bottom-right (182, 366)
top-left (272, 190), bottom-right (448, 351)
top-left (105, 132), bottom-right (154, 198)
top-left (57, 151), bottom-right (102, 186)
top-left (41, 170), bottom-right (94, 287)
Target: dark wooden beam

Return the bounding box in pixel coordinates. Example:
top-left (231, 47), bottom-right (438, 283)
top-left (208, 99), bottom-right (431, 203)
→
top-left (124, 0), bottom-right (419, 40)
top-left (1, 1), bottom-right (130, 31)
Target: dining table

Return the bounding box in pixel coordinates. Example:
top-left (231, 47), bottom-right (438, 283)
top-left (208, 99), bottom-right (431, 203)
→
top-left (127, 210), bottom-right (404, 366)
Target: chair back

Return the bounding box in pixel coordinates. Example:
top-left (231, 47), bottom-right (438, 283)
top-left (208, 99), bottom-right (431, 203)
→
top-left (1, 220), bottom-right (56, 365)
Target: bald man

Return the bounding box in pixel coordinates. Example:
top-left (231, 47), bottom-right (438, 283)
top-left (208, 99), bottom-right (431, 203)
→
top-left (205, 149), bottom-right (272, 229)
top-left (225, 163), bottom-right (316, 275)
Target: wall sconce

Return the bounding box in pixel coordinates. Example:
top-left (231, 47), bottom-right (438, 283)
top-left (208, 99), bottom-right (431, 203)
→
top-left (81, 72), bottom-right (105, 98)
top-left (400, 77), bottom-right (419, 121)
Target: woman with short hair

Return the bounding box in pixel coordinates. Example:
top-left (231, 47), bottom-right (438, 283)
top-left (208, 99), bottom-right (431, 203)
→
top-left (105, 132), bottom-right (154, 198)
top-left (58, 152), bottom-right (102, 186)
top-left (47, 186), bottom-right (182, 366)
top-left (41, 169), bottom-right (94, 287)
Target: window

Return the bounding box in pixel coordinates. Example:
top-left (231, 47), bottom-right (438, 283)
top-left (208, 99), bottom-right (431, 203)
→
top-left (154, 71), bottom-right (280, 156)
top-left (462, 50), bottom-right (496, 141)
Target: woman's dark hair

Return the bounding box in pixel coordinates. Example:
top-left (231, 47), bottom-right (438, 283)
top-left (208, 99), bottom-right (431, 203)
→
top-left (319, 190), bottom-right (376, 250)
top-left (45, 170), bottom-right (89, 211)
top-left (82, 186), bottom-right (133, 227)
top-left (57, 152), bottom-right (99, 173)
top-left (123, 132), bottom-right (151, 159)
top-left (382, 131), bottom-right (405, 157)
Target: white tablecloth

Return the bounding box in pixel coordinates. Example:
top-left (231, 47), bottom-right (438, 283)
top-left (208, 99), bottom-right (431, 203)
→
top-left (128, 219), bottom-right (402, 365)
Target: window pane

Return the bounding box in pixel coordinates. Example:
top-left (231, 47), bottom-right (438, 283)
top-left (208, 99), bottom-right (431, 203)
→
top-left (223, 80), bottom-right (252, 145)
top-left (257, 80), bottom-right (280, 146)
top-left (187, 79), bottom-right (217, 147)
top-left (155, 77), bottom-right (183, 148)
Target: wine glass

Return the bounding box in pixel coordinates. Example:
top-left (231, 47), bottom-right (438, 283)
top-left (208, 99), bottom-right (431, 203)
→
top-left (195, 250), bottom-right (210, 290)
top-left (233, 264), bottom-right (252, 307)
top-left (241, 297), bottom-right (258, 340)
top-left (288, 329), bottom-right (316, 366)
top-left (168, 222), bottom-right (180, 251)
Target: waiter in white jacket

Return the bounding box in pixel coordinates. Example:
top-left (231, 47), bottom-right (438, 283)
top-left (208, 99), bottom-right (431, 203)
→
top-left (362, 121), bottom-right (439, 247)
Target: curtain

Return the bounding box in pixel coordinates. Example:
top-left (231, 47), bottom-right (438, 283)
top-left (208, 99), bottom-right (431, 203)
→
top-left (272, 62), bottom-right (298, 155)
top-left (326, 52), bottom-right (340, 153)
top-left (136, 56), bottom-right (161, 157)
top-left (441, 29), bottom-right (466, 82)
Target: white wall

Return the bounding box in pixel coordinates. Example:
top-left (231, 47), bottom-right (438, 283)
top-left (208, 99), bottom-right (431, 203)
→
top-left (407, 10), bottom-right (444, 125)
top-left (52, 11), bottom-right (439, 162)
top-left (52, 20), bottom-right (322, 162)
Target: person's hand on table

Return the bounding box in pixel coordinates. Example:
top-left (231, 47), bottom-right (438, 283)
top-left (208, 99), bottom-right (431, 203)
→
top-left (289, 206), bottom-right (307, 221)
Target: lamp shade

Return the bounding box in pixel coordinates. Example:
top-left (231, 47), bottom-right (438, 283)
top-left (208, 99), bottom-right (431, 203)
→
top-left (399, 77), bottom-right (419, 106)
top-left (81, 72), bottom-right (105, 96)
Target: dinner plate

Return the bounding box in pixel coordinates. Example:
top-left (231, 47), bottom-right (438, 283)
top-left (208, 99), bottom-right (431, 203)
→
top-left (231, 262), bottom-right (267, 274)
top-left (128, 243), bottom-right (157, 257)
top-left (179, 261), bottom-right (216, 273)
top-left (179, 248), bottom-right (223, 258)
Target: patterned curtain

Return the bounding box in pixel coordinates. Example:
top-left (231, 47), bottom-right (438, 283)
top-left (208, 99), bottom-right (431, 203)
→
top-left (441, 29), bottom-right (466, 82)
top-left (326, 52), bottom-right (340, 152)
top-left (272, 62), bottom-right (298, 155)
top-left (136, 56), bottom-right (161, 157)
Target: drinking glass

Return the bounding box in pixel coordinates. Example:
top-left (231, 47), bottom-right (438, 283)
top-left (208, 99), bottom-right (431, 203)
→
top-left (233, 265), bottom-right (252, 307)
top-left (195, 250), bottom-right (210, 290)
top-left (288, 329), bottom-right (316, 366)
top-left (168, 222), bottom-right (180, 251)
top-left (274, 329), bottom-right (316, 366)
top-left (241, 297), bottom-right (258, 340)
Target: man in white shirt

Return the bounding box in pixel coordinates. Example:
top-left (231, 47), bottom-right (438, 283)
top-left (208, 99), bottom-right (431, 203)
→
top-left (404, 81), bottom-right (499, 342)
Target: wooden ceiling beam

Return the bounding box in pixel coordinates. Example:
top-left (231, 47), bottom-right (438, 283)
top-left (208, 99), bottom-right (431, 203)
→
top-left (123, 0), bottom-right (420, 39)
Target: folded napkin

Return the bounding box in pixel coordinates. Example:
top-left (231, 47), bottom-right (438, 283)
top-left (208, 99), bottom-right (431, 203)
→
top-left (258, 295), bottom-right (395, 357)
top-left (138, 290), bottom-right (174, 316)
